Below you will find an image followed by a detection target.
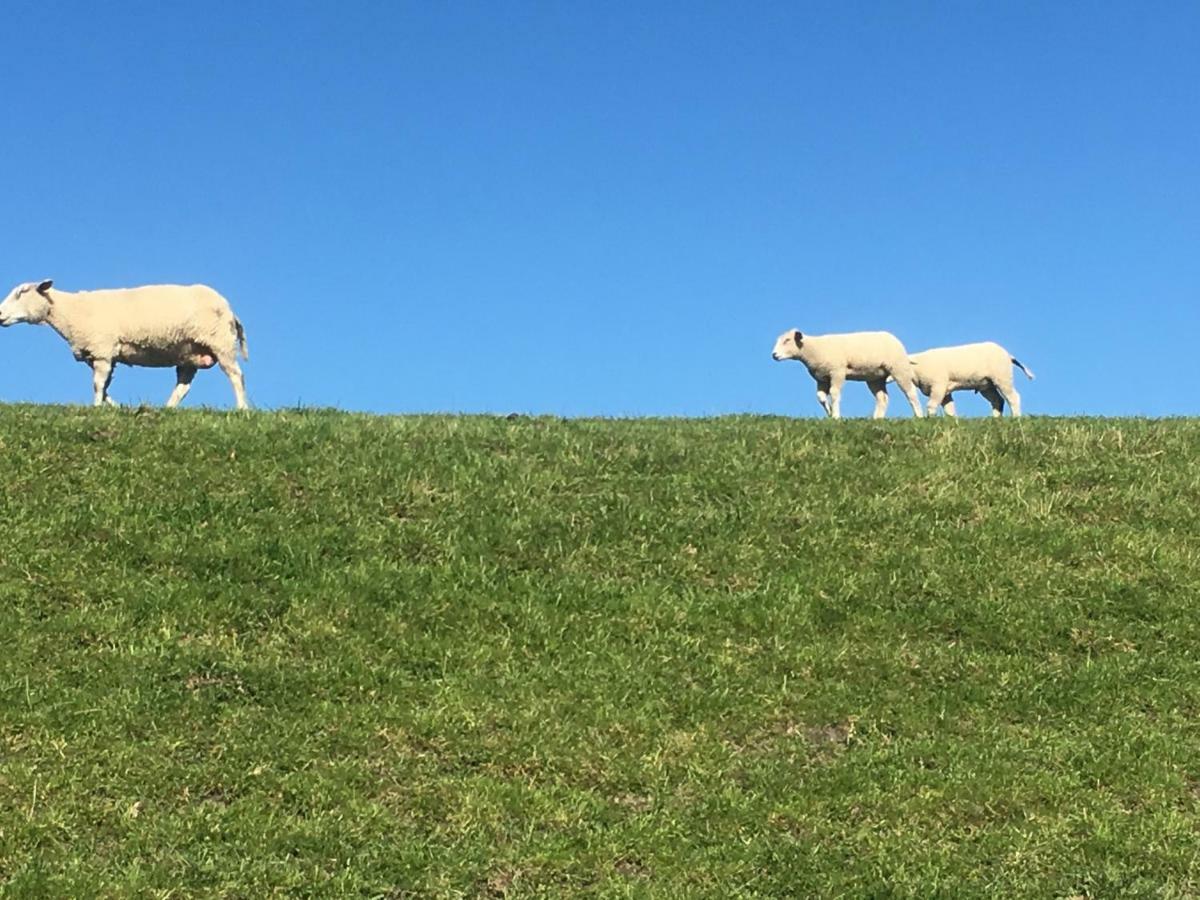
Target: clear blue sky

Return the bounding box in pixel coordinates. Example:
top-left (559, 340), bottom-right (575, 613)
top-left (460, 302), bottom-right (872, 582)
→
top-left (5, 2), bottom-right (1198, 416)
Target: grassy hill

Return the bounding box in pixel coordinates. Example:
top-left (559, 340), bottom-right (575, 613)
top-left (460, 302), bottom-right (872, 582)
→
top-left (2, 407), bottom-right (1200, 897)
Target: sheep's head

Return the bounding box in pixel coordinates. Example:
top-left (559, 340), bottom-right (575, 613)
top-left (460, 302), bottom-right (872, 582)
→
top-left (0, 280), bottom-right (54, 326)
top-left (771, 329), bottom-right (804, 361)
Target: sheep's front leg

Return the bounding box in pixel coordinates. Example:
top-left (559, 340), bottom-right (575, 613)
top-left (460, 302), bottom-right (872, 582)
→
top-left (815, 377), bottom-right (833, 417)
top-left (827, 372), bottom-right (846, 419)
top-left (867, 378), bottom-right (889, 419)
top-left (90, 359), bottom-right (115, 408)
top-left (926, 382), bottom-right (949, 417)
top-left (166, 365), bottom-right (197, 408)
top-left (941, 393), bottom-right (957, 417)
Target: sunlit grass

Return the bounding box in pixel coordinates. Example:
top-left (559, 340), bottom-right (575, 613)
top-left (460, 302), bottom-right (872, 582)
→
top-left (2, 407), bottom-right (1199, 896)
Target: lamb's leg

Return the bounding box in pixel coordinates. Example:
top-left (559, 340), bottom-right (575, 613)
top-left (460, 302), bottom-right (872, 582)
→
top-left (166, 365), bottom-right (198, 408)
top-left (993, 378), bottom-right (1021, 417)
top-left (867, 378), bottom-right (889, 420)
top-left (926, 382), bottom-right (949, 417)
top-left (889, 368), bottom-right (926, 418)
top-left (90, 359), bottom-right (114, 408)
top-left (980, 385), bottom-right (1005, 417)
top-left (815, 377), bottom-right (833, 417)
top-left (216, 354), bottom-right (249, 410)
top-left (828, 372), bottom-right (846, 419)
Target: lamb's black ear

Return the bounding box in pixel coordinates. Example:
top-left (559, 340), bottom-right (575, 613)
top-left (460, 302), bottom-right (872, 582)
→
top-left (36, 279), bottom-right (53, 294)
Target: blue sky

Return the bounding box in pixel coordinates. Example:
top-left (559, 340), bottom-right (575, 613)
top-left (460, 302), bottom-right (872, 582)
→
top-left (4, 2), bottom-right (1198, 416)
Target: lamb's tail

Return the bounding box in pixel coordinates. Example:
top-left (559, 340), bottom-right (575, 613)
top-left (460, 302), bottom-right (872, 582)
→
top-left (235, 318), bottom-right (249, 361)
top-left (1012, 357), bottom-right (1034, 380)
top-left (886, 360), bottom-right (917, 385)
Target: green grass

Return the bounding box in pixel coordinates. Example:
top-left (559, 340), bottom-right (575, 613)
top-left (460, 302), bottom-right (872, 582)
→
top-left (3, 407), bottom-right (1200, 897)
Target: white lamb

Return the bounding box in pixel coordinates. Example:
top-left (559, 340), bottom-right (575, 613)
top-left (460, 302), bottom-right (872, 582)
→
top-left (906, 342), bottom-right (1034, 417)
top-left (0, 280), bottom-right (249, 409)
top-left (771, 329), bottom-right (925, 418)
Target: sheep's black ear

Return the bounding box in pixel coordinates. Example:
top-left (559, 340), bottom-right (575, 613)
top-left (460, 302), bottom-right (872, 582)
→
top-left (793, 329), bottom-right (803, 344)
top-left (36, 279), bottom-right (53, 294)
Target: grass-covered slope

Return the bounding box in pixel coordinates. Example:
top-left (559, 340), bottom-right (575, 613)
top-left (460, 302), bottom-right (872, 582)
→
top-left (2, 407), bottom-right (1200, 896)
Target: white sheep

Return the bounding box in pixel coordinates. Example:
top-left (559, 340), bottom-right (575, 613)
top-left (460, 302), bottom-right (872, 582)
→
top-left (771, 329), bottom-right (925, 418)
top-left (0, 280), bottom-right (249, 409)
top-left (906, 341), bottom-right (1034, 417)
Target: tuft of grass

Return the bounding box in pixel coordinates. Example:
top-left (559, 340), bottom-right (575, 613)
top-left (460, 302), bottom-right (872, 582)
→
top-left (2, 406), bottom-right (1200, 896)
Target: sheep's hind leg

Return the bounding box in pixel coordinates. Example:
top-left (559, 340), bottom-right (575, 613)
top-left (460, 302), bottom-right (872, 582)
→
top-left (216, 354), bottom-right (249, 410)
top-left (994, 378), bottom-right (1021, 417)
top-left (166, 365), bottom-right (197, 408)
top-left (867, 378), bottom-right (889, 419)
top-left (980, 385), bottom-right (1006, 418)
top-left (890, 369), bottom-right (926, 418)
top-left (90, 359), bottom-right (115, 408)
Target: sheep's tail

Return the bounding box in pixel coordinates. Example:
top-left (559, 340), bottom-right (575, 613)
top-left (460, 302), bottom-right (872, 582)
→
top-left (886, 360), bottom-right (917, 384)
top-left (235, 318), bottom-right (249, 361)
top-left (1012, 357), bottom-right (1034, 380)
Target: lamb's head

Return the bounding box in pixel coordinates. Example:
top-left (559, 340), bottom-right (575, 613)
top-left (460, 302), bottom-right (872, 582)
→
top-left (0, 280), bottom-right (54, 327)
top-left (771, 329), bottom-right (805, 361)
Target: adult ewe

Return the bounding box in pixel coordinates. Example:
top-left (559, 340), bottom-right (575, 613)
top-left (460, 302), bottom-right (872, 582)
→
top-left (0, 280), bottom-right (249, 409)
top-left (907, 342), bottom-right (1034, 417)
top-left (771, 329), bottom-right (925, 419)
